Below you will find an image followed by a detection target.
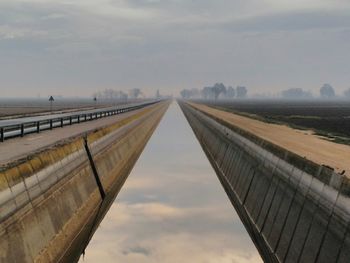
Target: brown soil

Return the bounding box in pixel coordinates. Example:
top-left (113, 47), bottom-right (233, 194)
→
top-left (190, 102), bottom-right (350, 176)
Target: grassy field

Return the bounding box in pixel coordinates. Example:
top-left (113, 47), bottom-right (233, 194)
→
top-left (199, 99), bottom-right (350, 145)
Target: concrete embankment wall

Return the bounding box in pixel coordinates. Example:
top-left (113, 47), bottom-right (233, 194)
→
top-left (179, 101), bottom-right (350, 263)
top-left (0, 101), bottom-right (170, 263)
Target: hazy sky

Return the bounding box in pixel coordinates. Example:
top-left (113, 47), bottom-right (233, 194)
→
top-left (1, 0), bottom-right (350, 97)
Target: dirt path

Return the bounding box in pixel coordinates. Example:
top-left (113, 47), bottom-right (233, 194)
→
top-left (189, 102), bottom-right (350, 177)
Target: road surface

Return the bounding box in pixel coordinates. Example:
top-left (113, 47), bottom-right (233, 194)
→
top-left (0, 105), bottom-right (156, 166)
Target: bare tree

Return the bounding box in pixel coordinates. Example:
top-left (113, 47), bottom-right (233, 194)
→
top-left (226, 86), bottom-right (236, 98)
top-left (129, 88), bottom-right (142, 99)
top-left (190, 88), bottom-right (200, 98)
top-left (180, 89), bottom-right (192, 99)
top-left (201, 86), bottom-right (213, 99)
top-left (282, 88), bottom-right (312, 99)
top-left (320, 84), bottom-right (335, 98)
top-left (212, 83), bottom-right (226, 100)
top-left (236, 86), bottom-right (247, 98)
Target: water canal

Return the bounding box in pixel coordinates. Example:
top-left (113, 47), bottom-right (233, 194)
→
top-left (80, 102), bottom-right (262, 263)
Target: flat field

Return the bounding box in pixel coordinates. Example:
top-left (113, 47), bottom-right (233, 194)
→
top-left (200, 99), bottom-right (350, 145)
top-left (0, 98), bottom-right (129, 119)
top-left (190, 101), bottom-right (350, 175)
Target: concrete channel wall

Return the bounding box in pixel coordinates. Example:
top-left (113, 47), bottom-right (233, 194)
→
top-left (179, 101), bottom-right (350, 263)
top-left (0, 101), bottom-right (170, 263)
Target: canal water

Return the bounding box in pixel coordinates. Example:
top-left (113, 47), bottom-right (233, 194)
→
top-left (80, 102), bottom-right (262, 263)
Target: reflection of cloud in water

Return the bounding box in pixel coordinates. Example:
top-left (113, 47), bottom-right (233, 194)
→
top-left (80, 103), bottom-right (262, 263)
top-left (123, 246), bottom-right (151, 256)
top-left (82, 201), bottom-right (262, 263)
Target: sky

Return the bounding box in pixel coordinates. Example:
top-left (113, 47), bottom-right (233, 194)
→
top-left (0, 0), bottom-right (350, 97)
top-left (79, 102), bottom-right (262, 263)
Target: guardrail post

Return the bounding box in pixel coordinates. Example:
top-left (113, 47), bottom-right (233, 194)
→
top-left (70, 116), bottom-right (72, 125)
top-left (1, 127), bottom-right (4, 142)
top-left (61, 118), bottom-right (63, 127)
top-left (50, 120), bottom-right (53, 130)
top-left (84, 114), bottom-right (87, 121)
top-left (21, 124), bottom-right (24, 137)
top-left (37, 122), bottom-right (40, 133)
top-left (78, 116), bottom-right (80, 123)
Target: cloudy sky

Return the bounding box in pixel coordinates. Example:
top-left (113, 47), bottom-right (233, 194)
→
top-left (1, 0), bottom-right (350, 97)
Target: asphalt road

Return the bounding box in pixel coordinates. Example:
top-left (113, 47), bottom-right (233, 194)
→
top-left (0, 101), bottom-right (150, 127)
top-left (0, 104), bottom-right (155, 166)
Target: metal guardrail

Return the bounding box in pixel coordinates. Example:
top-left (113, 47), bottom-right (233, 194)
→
top-left (0, 103), bottom-right (160, 222)
top-left (0, 100), bottom-right (160, 142)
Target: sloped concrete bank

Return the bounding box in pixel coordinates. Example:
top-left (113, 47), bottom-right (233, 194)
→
top-left (179, 101), bottom-right (350, 263)
top-left (0, 101), bottom-right (170, 263)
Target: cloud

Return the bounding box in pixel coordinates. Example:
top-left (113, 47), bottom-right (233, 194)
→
top-left (80, 201), bottom-right (262, 263)
top-left (122, 246), bottom-right (151, 256)
top-left (0, 25), bottom-right (47, 39)
top-left (0, 0), bottom-right (350, 96)
top-left (121, 176), bottom-right (164, 190)
top-left (222, 9), bottom-right (350, 33)
top-left (117, 202), bottom-right (186, 221)
top-left (100, 200), bottom-right (237, 228)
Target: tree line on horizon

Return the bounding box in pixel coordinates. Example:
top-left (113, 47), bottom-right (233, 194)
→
top-left (282, 84), bottom-right (350, 99)
top-left (181, 83), bottom-right (350, 100)
top-left (180, 83), bottom-right (248, 100)
top-left (92, 88), bottom-right (145, 100)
